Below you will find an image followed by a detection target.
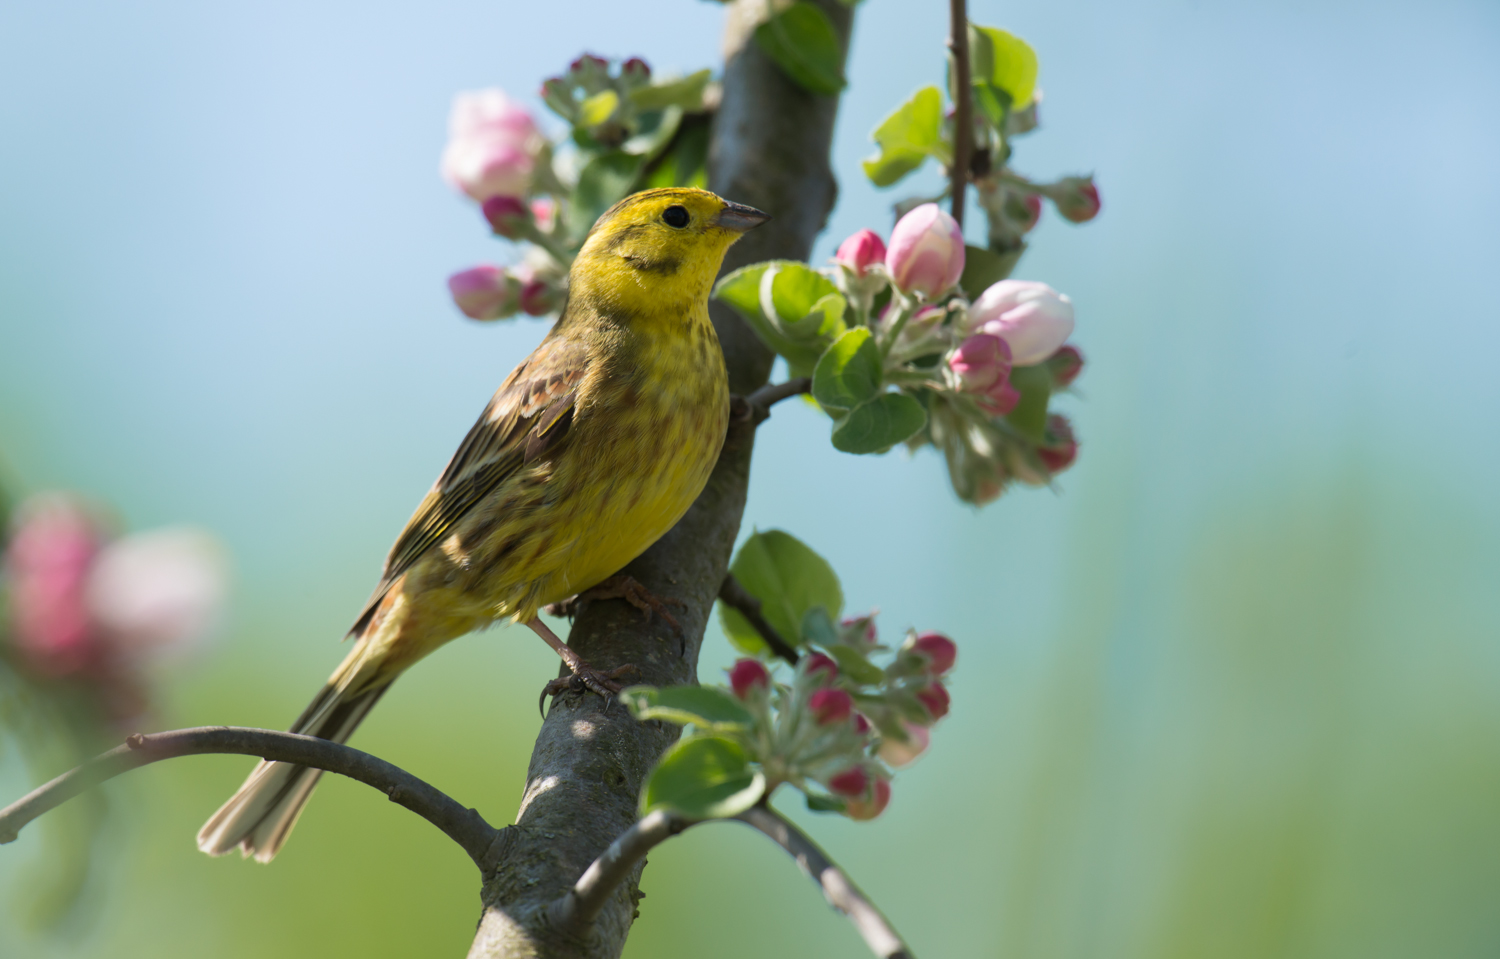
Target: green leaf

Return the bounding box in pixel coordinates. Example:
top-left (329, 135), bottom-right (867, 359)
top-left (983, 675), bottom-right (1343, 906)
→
top-left (578, 89), bottom-right (621, 128)
top-left (716, 262), bottom-right (822, 373)
top-left (643, 115), bottom-right (710, 189)
top-left (763, 261), bottom-right (840, 329)
top-left (812, 328), bottom-right (881, 410)
top-left (800, 606), bottom-right (839, 649)
top-left (642, 736), bottom-right (766, 820)
top-left (568, 151), bottom-right (646, 240)
top-left (784, 291), bottom-right (847, 339)
top-left (754, 2), bottom-right (846, 96)
top-left (619, 685), bottom-right (753, 730)
top-left (824, 644), bottom-right (886, 686)
top-left (861, 86), bottom-right (947, 188)
top-left (1003, 363), bottom-right (1051, 442)
top-left (969, 24), bottom-right (1038, 110)
top-left (719, 529), bottom-right (843, 655)
top-left (621, 106), bottom-right (683, 158)
top-left (628, 69), bottom-right (713, 111)
top-left (831, 392), bottom-right (928, 454)
top-left (958, 244), bottom-right (1019, 300)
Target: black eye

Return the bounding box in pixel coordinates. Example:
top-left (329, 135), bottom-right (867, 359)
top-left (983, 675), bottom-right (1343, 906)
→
top-left (662, 205), bottom-right (690, 228)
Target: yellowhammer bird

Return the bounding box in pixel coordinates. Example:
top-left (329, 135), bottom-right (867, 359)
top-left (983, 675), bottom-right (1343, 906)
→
top-left (197, 187), bottom-right (768, 862)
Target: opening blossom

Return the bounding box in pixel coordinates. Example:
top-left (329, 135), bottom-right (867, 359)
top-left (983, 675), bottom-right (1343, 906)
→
top-left (441, 89), bottom-right (545, 203)
top-left (885, 203), bottom-right (965, 299)
top-left (967, 279), bottom-right (1075, 366)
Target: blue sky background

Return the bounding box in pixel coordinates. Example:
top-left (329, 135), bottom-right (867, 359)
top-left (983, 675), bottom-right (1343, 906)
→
top-left (2, 0), bottom-right (1498, 956)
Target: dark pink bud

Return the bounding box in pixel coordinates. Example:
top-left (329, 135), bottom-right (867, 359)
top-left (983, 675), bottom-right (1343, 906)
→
top-left (808, 687), bottom-right (853, 725)
top-left (1047, 344), bottom-right (1084, 388)
top-left (1052, 176), bottom-right (1101, 223)
top-left (845, 778), bottom-right (891, 820)
top-left (569, 53), bottom-right (609, 74)
top-left (1038, 414), bottom-right (1078, 473)
top-left (621, 57), bottom-right (652, 80)
top-left (3, 494), bottom-right (105, 677)
top-left (803, 652), bottom-right (839, 683)
top-left (828, 766), bottom-right (869, 797)
top-left (911, 632), bottom-right (957, 675)
top-left (835, 229), bottom-right (887, 277)
top-left (914, 682), bottom-right (950, 722)
top-left (1019, 192), bottom-right (1043, 232)
top-left (840, 614), bottom-right (877, 647)
top-left (852, 711), bottom-right (872, 735)
top-left (482, 195), bottom-right (530, 239)
top-left (519, 277), bottom-right (562, 317)
top-left (728, 658), bottom-right (771, 699)
top-left (980, 379), bottom-right (1021, 416)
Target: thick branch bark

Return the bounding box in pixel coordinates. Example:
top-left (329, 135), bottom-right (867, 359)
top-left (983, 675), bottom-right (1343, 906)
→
top-left (465, 3), bottom-right (854, 956)
top-left (0, 728), bottom-right (505, 870)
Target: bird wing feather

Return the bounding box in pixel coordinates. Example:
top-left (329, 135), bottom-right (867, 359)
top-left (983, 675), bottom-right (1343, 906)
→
top-left (349, 333), bottom-right (588, 636)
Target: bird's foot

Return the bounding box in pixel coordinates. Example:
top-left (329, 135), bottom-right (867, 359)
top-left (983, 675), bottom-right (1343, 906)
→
top-left (538, 660), bottom-right (639, 716)
top-left (577, 574), bottom-right (686, 634)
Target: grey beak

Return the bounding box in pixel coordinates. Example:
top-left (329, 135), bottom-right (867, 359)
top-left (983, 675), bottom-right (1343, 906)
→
top-left (714, 201), bottom-right (772, 233)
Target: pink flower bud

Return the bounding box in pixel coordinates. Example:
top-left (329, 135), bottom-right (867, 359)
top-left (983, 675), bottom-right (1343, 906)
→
top-left (1047, 344), bottom-right (1085, 388)
top-left (845, 778), bottom-right (891, 820)
top-left (913, 681), bottom-right (951, 722)
top-left (949, 333), bottom-right (1012, 394)
top-left (852, 712), bottom-right (872, 735)
top-left (3, 494), bottom-right (106, 676)
top-left (1051, 176), bottom-right (1101, 223)
top-left (513, 265), bottom-right (564, 317)
top-left (808, 687), bottom-right (853, 725)
top-left (885, 203), bottom-right (965, 299)
top-left (569, 53), bottom-right (610, 75)
top-left (878, 721), bottom-right (931, 767)
top-left (441, 89), bottom-right (544, 203)
top-left (968, 280), bottom-right (1075, 366)
top-left (910, 632), bottom-right (957, 675)
top-left (835, 229), bottom-right (887, 277)
top-left (482, 196), bottom-right (530, 239)
top-left (983, 380), bottom-right (1021, 416)
top-left (1018, 192), bottom-right (1043, 232)
top-left (802, 652), bottom-right (839, 683)
top-left (447, 266), bottom-right (518, 321)
top-left (840, 614), bottom-right (877, 647)
top-left (1038, 414), bottom-right (1079, 473)
top-left (828, 766), bottom-right (869, 797)
top-left (621, 57), bottom-right (652, 82)
top-left (728, 658), bottom-right (771, 699)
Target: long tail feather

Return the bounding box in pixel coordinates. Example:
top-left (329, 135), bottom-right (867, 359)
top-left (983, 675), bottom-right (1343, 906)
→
top-left (196, 661), bottom-right (392, 863)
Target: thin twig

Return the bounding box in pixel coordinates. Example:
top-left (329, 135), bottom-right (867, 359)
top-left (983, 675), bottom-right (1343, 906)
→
top-left (718, 573), bottom-right (801, 664)
top-left (548, 808), bottom-right (695, 929)
top-left (0, 727), bottom-right (504, 871)
top-left (948, 0), bottom-right (973, 227)
top-left (746, 376), bottom-right (812, 423)
top-left (736, 805), bottom-right (914, 959)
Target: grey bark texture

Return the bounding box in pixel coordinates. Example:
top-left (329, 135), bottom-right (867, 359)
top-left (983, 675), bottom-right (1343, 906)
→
top-left (464, 2), bottom-right (854, 957)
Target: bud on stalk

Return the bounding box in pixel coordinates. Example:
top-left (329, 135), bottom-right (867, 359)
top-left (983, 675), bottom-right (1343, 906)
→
top-left (728, 658), bottom-right (771, 700)
top-left (967, 280), bottom-right (1075, 366)
top-left (886, 203), bottom-right (965, 299)
top-left (448, 266), bottom-right (520, 321)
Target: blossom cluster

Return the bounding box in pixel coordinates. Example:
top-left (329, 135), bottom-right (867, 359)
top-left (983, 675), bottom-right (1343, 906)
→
top-left (715, 201), bottom-right (1083, 504)
top-left (440, 54), bottom-right (713, 322)
top-left (625, 614), bottom-right (956, 822)
top-left (1, 493), bottom-right (227, 725)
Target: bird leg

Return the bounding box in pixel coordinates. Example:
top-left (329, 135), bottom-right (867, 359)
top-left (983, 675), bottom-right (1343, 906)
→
top-left (526, 617), bottom-right (637, 711)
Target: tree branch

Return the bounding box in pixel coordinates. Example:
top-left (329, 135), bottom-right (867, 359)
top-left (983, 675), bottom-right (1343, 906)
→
top-left (0, 727), bottom-right (506, 871)
top-left (736, 805), bottom-right (914, 959)
top-left (718, 573), bottom-right (801, 664)
top-left (546, 809), bottom-right (695, 930)
top-left (948, 0), bottom-right (973, 227)
top-left (747, 376), bottom-right (812, 417)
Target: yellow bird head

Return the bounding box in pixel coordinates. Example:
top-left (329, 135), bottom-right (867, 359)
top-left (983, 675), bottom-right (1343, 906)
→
top-left (570, 188), bottom-right (770, 317)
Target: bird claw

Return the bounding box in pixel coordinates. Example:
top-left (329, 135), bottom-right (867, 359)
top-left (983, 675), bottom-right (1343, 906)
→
top-left (538, 662), bottom-right (640, 717)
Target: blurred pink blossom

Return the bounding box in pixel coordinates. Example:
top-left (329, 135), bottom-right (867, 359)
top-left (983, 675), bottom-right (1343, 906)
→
top-left (441, 89), bottom-right (545, 202)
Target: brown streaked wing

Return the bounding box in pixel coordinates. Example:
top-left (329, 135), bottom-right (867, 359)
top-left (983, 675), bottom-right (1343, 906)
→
top-left (348, 333), bottom-right (588, 636)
